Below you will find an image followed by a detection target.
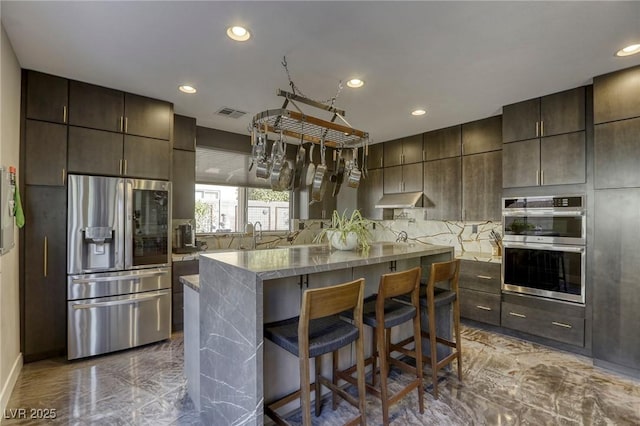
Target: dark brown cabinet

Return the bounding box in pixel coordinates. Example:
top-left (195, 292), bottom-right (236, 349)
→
top-left (423, 157), bottom-right (461, 220)
top-left (594, 64), bottom-right (640, 124)
top-left (174, 114), bottom-right (197, 151)
top-left (383, 163), bottom-right (422, 194)
top-left (459, 260), bottom-right (501, 326)
top-left (463, 151), bottom-right (502, 221)
top-left (124, 93), bottom-right (172, 141)
top-left (594, 113), bottom-right (640, 190)
top-left (69, 80), bottom-right (123, 132)
top-left (357, 168), bottom-right (383, 220)
top-left (593, 189), bottom-right (640, 370)
top-left (462, 115), bottom-right (502, 155)
top-left (424, 125), bottom-right (461, 161)
top-left (502, 139), bottom-right (540, 188)
top-left (23, 186), bottom-right (67, 360)
top-left (124, 135), bottom-right (170, 180)
top-left (24, 120), bottom-right (67, 187)
top-left (367, 143), bottom-right (384, 170)
top-left (172, 149), bottom-right (196, 220)
top-left (25, 70), bottom-right (68, 124)
top-left (383, 134), bottom-right (423, 167)
top-left (503, 87), bottom-right (585, 143)
top-left (172, 259), bottom-right (199, 331)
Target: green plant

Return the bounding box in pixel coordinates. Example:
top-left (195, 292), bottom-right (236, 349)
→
top-left (313, 209), bottom-right (373, 251)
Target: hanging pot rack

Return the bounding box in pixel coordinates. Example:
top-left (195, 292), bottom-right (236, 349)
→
top-left (251, 89), bottom-right (369, 148)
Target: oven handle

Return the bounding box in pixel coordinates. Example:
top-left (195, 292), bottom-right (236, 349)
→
top-left (70, 269), bottom-right (168, 284)
top-left (502, 210), bottom-right (585, 217)
top-left (502, 242), bottom-right (585, 253)
top-left (71, 291), bottom-right (168, 309)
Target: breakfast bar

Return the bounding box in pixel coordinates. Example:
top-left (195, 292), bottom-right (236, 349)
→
top-left (194, 242), bottom-right (454, 425)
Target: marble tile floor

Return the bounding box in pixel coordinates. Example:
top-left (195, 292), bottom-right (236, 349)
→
top-left (4, 325), bottom-right (640, 425)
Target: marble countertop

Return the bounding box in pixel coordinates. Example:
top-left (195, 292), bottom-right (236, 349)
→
top-left (179, 274), bottom-right (200, 292)
top-left (200, 242), bottom-right (453, 280)
top-left (457, 251), bottom-right (502, 264)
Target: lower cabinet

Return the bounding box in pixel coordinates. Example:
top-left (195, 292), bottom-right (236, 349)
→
top-left (458, 260), bottom-right (501, 326)
top-left (23, 186), bottom-right (67, 361)
top-left (501, 296), bottom-right (585, 347)
top-left (172, 259), bottom-right (199, 331)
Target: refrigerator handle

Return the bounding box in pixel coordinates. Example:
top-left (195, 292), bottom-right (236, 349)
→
top-left (124, 179), bottom-right (134, 269)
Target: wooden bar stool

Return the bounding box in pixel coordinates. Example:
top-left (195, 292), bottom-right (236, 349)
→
top-left (263, 278), bottom-right (367, 426)
top-left (395, 259), bottom-right (462, 399)
top-left (340, 266), bottom-right (424, 425)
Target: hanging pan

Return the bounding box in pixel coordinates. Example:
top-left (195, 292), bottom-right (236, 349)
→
top-left (311, 138), bottom-right (329, 202)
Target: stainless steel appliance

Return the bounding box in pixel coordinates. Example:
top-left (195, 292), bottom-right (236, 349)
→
top-left (502, 195), bottom-right (586, 304)
top-left (67, 175), bottom-right (171, 360)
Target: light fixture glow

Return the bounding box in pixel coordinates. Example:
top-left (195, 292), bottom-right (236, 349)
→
top-left (346, 78), bottom-right (364, 88)
top-left (227, 26), bottom-right (251, 42)
top-left (178, 85), bottom-right (197, 94)
top-left (616, 43), bottom-right (640, 57)
top-left (411, 109), bottom-right (427, 116)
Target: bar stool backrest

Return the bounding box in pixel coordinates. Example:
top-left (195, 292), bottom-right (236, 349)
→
top-left (301, 278), bottom-right (365, 321)
top-left (427, 260), bottom-right (461, 293)
top-left (378, 266), bottom-right (422, 303)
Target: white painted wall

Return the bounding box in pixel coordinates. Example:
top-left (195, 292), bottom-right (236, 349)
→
top-left (0, 22), bottom-right (23, 413)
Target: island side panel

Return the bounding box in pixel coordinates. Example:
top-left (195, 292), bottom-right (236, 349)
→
top-left (199, 256), bottom-right (263, 426)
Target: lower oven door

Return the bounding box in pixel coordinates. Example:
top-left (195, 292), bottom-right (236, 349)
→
top-left (67, 289), bottom-right (171, 360)
top-left (502, 242), bottom-right (585, 304)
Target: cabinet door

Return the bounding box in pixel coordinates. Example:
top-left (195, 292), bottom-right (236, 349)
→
top-left (402, 162), bottom-right (423, 193)
top-left (174, 114), bottom-right (197, 151)
top-left (424, 125), bottom-right (461, 160)
top-left (172, 149), bottom-right (196, 220)
top-left (24, 120), bottom-right (67, 186)
top-left (540, 87), bottom-right (585, 136)
top-left (462, 115), bottom-right (502, 155)
top-left (402, 134), bottom-right (424, 164)
top-left (383, 165), bottom-right (403, 194)
top-left (25, 70), bottom-right (68, 124)
top-left (357, 168), bottom-right (383, 220)
top-left (593, 189), bottom-right (640, 370)
top-left (383, 139), bottom-right (403, 167)
top-left (540, 132), bottom-right (585, 186)
top-left (124, 93), bottom-right (172, 140)
top-left (502, 98), bottom-right (540, 143)
top-left (424, 157), bottom-right (460, 220)
top-left (68, 127), bottom-right (123, 176)
top-left (308, 192), bottom-right (336, 220)
top-left (69, 80), bottom-right (124, 132)
top-left (463, 151), bottom-right (502, 221)
top-left (367, 143), bottom-right (384, 170)
top-left (124, 135), bottom-right (170, 180)
top-left (502, 138), bottom-right (540, 188)
top-left (23, 186), bottom-right (67, 360)
top-left (595, 117), bottom-right (640, 189)
top-left (594, 65), bottom-right (640, 124)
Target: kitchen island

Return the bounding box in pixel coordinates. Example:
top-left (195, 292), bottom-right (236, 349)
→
top-left (194, 242), bottom-right (454, 425)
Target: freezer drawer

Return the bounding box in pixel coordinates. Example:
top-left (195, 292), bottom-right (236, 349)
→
top-left (68, 267), bottom-right (170, 300)
top-left (68, 289), bottom-right (171, 360)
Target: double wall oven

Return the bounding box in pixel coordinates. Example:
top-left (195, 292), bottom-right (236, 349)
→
top-left (502, 195), bottom-right (586, 305)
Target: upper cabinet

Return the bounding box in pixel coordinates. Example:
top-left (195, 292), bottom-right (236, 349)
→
top-left (503, 87), bottom-right (585, 143)
top-left (357, 168), bottom-right (384, 220)
top-left (502, 87), bottom-right (586, 188)
top-left (25, 120), bottom-right (67, 186)
top-left (594, 64), bottom-right (640, 124)
top-left (25, 70), bottom-right (68, 124)
top-left (68, 80), bottom-right (172, 140)
top-left (383, 134), bottom-right (423, 167)
top-left (424, 125), bottom-right (461, 161)
top-left (367, 143), bottom-right (384, 170)
top-left (383, 163), bottom-right (423, 194)
top-left (423, 157), bottom-right (461, 221)
top-left (173, 114), bottom-right (197, 151)
top-left (172, 115), bottom-right (197, 220)
top-left (462, 115), bottom-right (502, 155)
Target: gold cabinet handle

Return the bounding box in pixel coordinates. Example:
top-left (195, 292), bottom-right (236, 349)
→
top-left (43, 236), bottom-right (48, 277)
top-left (119, 159), bottom-right (123, 175)
top-left (552, 321), bottom-right (572, 329)
top-left (123, 159), bottom-right (127, 175)
top-left (509, 311), bottom-right (526, 318)
top-left (63, 106), bottom-right (67, 123)
top-left (536, 170), bottom-right (540, 186)
top-left (477, 275), bottom-right (493, 280)
top-left (535, 121), bottom-right (539, 137)
top-left (541, 170), bottom-right (545, 185)
top-left (62, 168), bottom-right (66, 185)
top-left (541, 120), bottom-right (544, 137)
top-left (120, 116), bottom-right (124, 132)
top-left (124, 117), bottom-right (128, 133)
top-left (476, 305), bottom-right (492, 311)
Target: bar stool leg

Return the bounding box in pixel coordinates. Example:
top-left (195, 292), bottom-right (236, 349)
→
top-left (428, 297), bottom-right (439, 400)
top-left (377, 325), bottom-right (391, 426)
top-left (413, 303), bottom-right (425, 413)
top-left (300, 352), bottom-right (312, 426)
top-left (315, 356), bottom-right (322, 416)
top-left (332, 350), bottom-right (339, 410)
top-left (454, 297), bottom-right (463, 380)
top-left (371, 330), bottom-right (377, 387)
top-left (355, 332), bottom-right (367, 426)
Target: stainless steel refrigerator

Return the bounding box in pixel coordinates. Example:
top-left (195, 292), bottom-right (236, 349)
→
top-left (67, 174), bottom-right (172, 360)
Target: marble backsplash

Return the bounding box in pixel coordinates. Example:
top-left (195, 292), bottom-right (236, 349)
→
top-left (193, 209), bottom-right (502, 257)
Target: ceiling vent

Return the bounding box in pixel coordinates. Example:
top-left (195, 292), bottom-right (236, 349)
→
top-left (216, 107), bottom-right (247, 119)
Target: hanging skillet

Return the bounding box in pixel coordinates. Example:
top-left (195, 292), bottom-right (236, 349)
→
top-left (302, 143), bottom-right (316, 187)
top-left (291, 132), bottom-right (306, 190)
top-left (347, 147), bottom-right (362, 188)
top-left (255, 127), bottom-right (271, 179)
top-left (270, 132), bottom-right (292, 191)
top-left (331, 148), bottom-right (346, 196)
top-left (311, 138), bottom-right (328, 202)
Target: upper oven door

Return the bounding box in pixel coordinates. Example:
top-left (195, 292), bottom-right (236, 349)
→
top-left (502, 210), bottom-right (585, 245)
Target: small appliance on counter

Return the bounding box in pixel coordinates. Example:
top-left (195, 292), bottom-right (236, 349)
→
top-left (173, 221), bottom-right (198, 254)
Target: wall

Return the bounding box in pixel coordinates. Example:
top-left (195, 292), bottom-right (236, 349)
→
top-left (0, 23), bottom-right (22, 413)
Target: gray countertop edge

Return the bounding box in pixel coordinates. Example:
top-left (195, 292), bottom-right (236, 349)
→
top-left (180, 274), bottom-right (200, 292)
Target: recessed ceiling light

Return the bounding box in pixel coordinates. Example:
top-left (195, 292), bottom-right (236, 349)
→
top-left (616, 43), bottom-right (640, 57)
top-left (178, 85), bottom-right (197, 94)
top-left (411, 109), bottom-right (427, 116)
top-left (346, 78), bottom-right (364, 88)
top-left (227, 26), bottom-right (251, 42)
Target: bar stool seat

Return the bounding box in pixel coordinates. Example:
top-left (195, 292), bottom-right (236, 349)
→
top-left (360, 295), bottom-right (417, 328)
top-left (395, 286), bottom-right (456, 308)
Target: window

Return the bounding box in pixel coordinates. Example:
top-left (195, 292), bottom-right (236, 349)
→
top-left (195, 184), bottom-right (290, 233)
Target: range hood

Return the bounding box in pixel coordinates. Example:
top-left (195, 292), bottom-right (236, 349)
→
top-left (375, 192), bottom-right (423, 209)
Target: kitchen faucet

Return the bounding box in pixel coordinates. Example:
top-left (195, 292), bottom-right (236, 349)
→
top-left (396, 231), bottom-right (408, 243)
top-left (253, 221), bottom-right (263, 249)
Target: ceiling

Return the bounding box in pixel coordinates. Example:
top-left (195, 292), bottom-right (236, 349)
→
top-left (2, 1), bottom-right (640, 144)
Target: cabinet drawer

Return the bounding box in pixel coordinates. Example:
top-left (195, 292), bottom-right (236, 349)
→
top-left (501, 302), bottom-right (584, 347)
top-left (459, 289), bottom-right (501, 326)
top-left (458, 260), bottom-right (501, 294)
